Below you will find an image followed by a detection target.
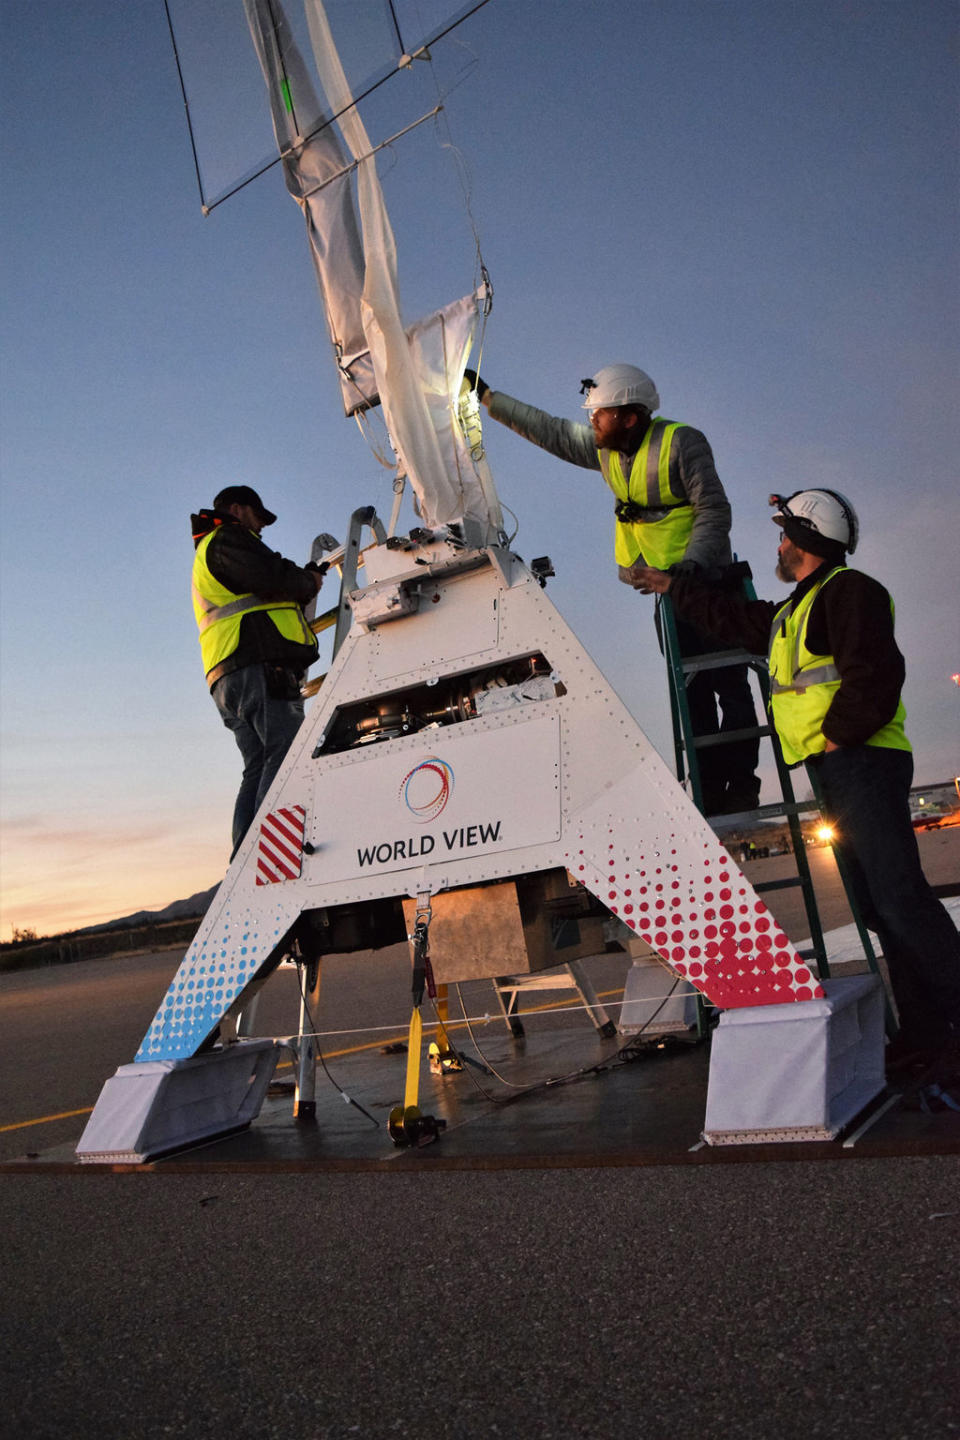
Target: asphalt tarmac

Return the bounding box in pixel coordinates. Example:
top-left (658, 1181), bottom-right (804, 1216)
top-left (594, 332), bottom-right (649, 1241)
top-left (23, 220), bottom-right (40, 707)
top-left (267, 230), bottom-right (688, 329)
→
top-left (2, 1158), bottom-right (958, 1439)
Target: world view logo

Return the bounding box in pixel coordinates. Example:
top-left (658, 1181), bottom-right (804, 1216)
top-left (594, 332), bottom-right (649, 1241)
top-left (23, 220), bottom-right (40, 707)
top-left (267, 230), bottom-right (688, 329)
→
top-left (399, 756), bottom-right (455, 823)
top-left (355, 756), bottom-right (499, 867)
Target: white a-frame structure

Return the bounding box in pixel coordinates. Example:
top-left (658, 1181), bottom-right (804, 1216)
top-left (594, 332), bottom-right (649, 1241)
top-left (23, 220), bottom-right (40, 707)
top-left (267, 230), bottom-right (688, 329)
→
top-left (77, 530), bottom-right (842, 1161)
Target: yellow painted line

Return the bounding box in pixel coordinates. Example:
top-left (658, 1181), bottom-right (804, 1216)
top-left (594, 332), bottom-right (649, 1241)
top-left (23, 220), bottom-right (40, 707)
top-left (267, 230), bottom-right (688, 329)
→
top-left (1, 986), bottom-right (628, 1130)
top-left (276, 1033), bottom-right (408, 1068)
top-left (0, 1106), bottom-right (93, 1133)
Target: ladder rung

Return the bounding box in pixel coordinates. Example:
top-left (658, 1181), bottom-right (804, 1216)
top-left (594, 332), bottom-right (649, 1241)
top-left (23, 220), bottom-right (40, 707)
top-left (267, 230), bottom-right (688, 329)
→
top-left (691, 725), bottom-right (773, 748)
top-left (704, 798), bottom-right (818, 825)
top-left (678, 650), bottom-right (766, 675)
top-left (753, 877), bottom-right (804, 893)
top-left (309, 606), bottom-right (339, 635)
top-left (739, 800), bottom-right (820, 821)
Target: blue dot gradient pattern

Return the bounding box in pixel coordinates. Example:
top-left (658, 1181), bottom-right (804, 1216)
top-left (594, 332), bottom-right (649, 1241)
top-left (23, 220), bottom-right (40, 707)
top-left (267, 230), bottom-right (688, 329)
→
top-left (135, 892), bottom-right (304, 1062)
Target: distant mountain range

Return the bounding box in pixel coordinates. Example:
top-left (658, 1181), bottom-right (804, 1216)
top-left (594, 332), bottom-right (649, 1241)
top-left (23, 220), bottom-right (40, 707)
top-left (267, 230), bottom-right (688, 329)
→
top-left (75, 885), bottom-right (219, 936)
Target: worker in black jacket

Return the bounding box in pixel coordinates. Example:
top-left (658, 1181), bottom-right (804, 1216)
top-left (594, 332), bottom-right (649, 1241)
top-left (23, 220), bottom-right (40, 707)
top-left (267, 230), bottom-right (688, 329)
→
top-left (191, 485), bottom-right (325, 857)
top-left (630, 488), bottom-right (960, 1107)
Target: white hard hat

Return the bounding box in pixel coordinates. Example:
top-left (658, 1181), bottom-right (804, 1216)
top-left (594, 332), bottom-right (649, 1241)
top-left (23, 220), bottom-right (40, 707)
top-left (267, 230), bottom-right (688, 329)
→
top-left (770, 489), bottom-right (859, 553)
top-left (580, 364), bottom-right (660, 413)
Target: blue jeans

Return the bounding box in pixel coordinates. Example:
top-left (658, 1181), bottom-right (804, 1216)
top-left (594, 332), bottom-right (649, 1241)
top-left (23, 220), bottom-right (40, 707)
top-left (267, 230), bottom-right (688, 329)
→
top-left (212, 665), bottom-right (305, 858)
top-left (810, 745), bottom-right (960, 1045)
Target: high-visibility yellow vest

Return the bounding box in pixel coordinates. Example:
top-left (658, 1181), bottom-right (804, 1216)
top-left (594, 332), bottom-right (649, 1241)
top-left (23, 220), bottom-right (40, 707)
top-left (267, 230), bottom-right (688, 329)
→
top-left (192, 529), bottom-right (317, 680)
top-left (599, 419), bottom-right (695, 569)
top-left (767, 566), bottom-right (911, 765)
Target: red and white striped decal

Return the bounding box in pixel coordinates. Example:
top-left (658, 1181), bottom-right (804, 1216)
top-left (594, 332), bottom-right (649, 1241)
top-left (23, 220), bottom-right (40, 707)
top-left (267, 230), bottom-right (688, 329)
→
top-left (256, 805), bottom-right (306, 885)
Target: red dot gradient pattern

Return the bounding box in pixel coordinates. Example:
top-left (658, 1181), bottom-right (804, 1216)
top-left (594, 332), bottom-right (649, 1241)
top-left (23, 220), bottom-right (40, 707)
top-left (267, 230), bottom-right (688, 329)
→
top-left (566, 830), bottom-right (824, 1008)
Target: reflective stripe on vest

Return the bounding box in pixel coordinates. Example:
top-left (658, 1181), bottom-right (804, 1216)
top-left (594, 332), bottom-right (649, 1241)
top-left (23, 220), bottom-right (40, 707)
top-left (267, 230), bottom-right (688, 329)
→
top-left (767, 566), bottom-right (911, 765)
top-left (192, 529), bottom-right (315, 680)
top-left (599, 420), bottom-right (695, 568)
top-left (193, 588), bottom-right (275, 633)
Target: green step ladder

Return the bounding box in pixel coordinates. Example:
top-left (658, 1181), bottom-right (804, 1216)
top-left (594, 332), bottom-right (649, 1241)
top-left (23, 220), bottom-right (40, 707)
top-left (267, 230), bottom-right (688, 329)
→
top-left (657, 578), bottom-right (890, 1022)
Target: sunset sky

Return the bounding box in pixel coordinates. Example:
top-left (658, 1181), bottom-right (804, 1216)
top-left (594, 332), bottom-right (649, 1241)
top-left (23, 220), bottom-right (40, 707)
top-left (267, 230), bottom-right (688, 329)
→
top-left (1, 0), bottom-right (957, 938)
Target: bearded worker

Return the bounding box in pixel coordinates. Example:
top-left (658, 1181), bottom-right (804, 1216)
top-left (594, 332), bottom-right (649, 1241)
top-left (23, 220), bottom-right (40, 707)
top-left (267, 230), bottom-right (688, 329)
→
top-left (630, 487), bottom-right (960, 1111)
top-left (468, 363), bottom-right (760, 815)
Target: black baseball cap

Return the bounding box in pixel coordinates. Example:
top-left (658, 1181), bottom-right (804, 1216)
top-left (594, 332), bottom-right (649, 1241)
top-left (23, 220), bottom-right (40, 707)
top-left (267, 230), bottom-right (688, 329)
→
top-left (213, 485), bottom-right (277, 526)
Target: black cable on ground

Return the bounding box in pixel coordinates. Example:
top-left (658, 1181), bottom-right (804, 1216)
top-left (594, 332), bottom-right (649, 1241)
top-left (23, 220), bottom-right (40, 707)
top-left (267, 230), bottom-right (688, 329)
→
top-left (442, 975), bottom-right (695, 1111)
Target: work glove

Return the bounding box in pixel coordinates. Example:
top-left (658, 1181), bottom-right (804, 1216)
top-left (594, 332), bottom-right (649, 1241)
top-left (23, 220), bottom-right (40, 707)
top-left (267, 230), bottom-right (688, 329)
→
top-left (305, 559), bottom-right (329, 591)
top-left (463, 368), bottom-right (489, 402)
top-left (619, 562), bottom-right (671, 593)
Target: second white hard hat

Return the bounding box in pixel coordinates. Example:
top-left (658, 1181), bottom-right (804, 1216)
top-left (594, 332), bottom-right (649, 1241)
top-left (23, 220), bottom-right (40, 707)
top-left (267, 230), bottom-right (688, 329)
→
top-left (580, 364), bottom-right (660, 414)
top-left (770, 489), bottom-right (859, 553)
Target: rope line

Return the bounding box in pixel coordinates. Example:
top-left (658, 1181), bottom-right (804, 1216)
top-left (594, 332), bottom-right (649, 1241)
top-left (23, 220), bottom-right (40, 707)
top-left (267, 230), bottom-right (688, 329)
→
top-left (166, 0), bottom-right (496, 215)
top-left (248, 982), bottom-right (697, 1045)
top-left (162, 0), bottom-right (207, 212)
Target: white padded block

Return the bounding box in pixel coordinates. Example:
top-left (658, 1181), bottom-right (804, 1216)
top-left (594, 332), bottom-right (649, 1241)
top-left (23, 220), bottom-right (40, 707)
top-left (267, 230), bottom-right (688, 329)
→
top-left (703, 975), bottom-right (886, 1144)
top-left (619, 955), bottom-right (700, 1035)
top-left (76, 1040), bottom-right (278, 1163)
